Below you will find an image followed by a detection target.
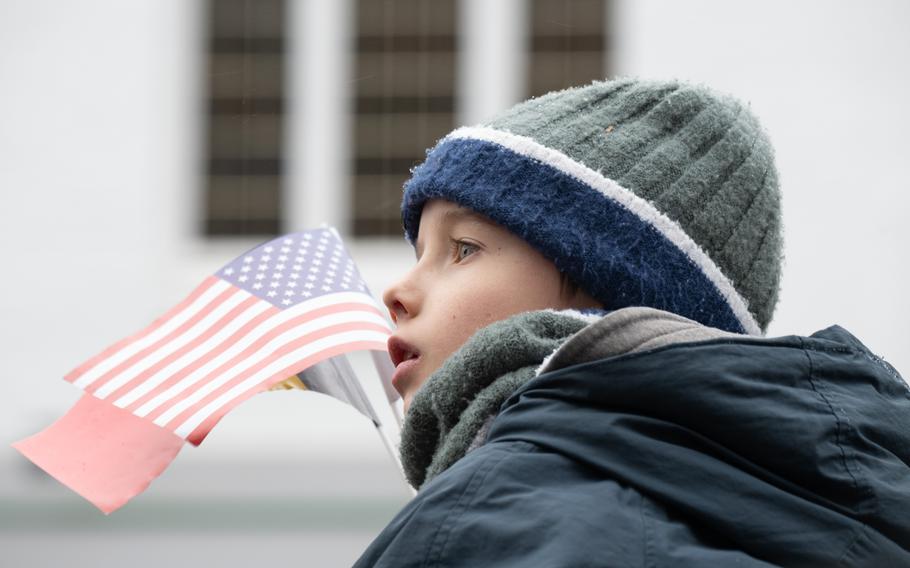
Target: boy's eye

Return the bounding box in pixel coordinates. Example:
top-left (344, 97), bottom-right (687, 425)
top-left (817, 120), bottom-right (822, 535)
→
top-left (453, 240), bottom-right (479, 262)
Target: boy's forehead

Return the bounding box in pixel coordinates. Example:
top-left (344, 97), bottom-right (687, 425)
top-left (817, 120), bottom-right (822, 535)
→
top-left (438, 203), bottom-right (490, 225)
top-left (414, 201), bottom-right (495, 253)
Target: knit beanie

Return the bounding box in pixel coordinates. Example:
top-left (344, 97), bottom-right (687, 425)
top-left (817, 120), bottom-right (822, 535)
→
top-left (401, 78), bottom-right (782, 335)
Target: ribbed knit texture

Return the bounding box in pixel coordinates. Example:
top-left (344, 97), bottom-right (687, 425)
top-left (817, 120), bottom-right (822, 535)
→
top-left (402, 78), bottom-right (783, 333)
top-left (487, 79), bottom-right (782, 329)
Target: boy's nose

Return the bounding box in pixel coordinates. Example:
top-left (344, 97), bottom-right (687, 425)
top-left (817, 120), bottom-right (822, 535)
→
top-left (382, 279), bottom-right (414, 325)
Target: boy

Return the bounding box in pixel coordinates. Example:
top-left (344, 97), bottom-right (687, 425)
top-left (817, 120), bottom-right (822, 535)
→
top-left (355, 79), bottom-right (910, 566)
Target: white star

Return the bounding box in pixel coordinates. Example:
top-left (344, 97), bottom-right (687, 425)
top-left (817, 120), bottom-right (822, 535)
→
top-left (224, 267), bottom-right (235, 275)
top-left (270, 281), bottom-right (280, 288)
top-left (315, 252), bottom-right (324, 259)
top-left (258, 264), bottom-right (268, 271)
top-left (342, 275), bottom-right (351, 283)
top-left (307, 275), bottom-right (317, 281)
top-left (253, 282), bottom-right (263, 289)
top-left (288, 281), bottom-right (297, 288)
top-left (271, 272), bottom-right (282, 280)
top-left (260, 255), bottom-right (271, 262)
top-left (309, 267), bottom-right (319, 274)
top-left (278, 255), bottom-right (288, 262)
top-left (303, 234), bottom-right (312, 240)
top-left (312, 260), bottom-right (322, 266)
top-left (238, 275), bottom-right (248, 282)
top-left (302, 291), bottom-right (312, 297)
top-left (255, 274), bottom-right (265, 280)
top-left (341, 283), bottom-right (349, 289)
top-left (276, 263), bottom-right (285, 270)
top-left (326, 271), bottom-right (336, 277)
top-left (241, 266), bottom-right (251, 273)
top-left (305, 283), bottom-right (315, 289)
top-left (244, 256), bottom-right (254, 263)
top-left (282, 298), bottom-right (292, 305)
top-left (280, 247), bottom-right (290, 254)
top-left (322, 285), bottom-right (331, 292)
top-left (284, 290), bottom-right (294, 296)
top-left (282, 238), bottom-right (293, 245)
top-left (290, 273), bottom-right (299, 280)
top-left (264, 246), bottom-right (273, 253)
top-left (295, 256), bottom-right (305, 263)
top-left (267, 290), bottom-right (277, 297)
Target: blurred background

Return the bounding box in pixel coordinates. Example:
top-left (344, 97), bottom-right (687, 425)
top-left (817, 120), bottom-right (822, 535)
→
top-left (1, 0), bottom-right (908, 566)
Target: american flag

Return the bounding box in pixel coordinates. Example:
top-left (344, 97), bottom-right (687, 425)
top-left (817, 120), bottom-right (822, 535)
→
top-left (13, 226), bottom-right (403, 514)
top-left (63, 227), bottom-right (393, 445)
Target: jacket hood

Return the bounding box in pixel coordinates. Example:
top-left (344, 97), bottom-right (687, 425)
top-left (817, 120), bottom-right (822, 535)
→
top-left (488, 325), bottom-right (910, 565)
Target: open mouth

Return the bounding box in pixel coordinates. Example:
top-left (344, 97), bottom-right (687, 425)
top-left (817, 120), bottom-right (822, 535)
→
top-left (388, 336), bottom-right (420, 368)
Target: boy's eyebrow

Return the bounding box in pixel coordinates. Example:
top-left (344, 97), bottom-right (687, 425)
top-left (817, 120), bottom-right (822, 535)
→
top-left (442, 206), bottom-right (489, 226)
top-left (415, 206), bottom-right (490, 260)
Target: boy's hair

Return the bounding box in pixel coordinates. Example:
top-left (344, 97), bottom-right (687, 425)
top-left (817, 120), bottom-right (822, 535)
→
top-left (400, 78), bottom-right (781, 335)
top-left (559, 272), bottom-right (581, 300)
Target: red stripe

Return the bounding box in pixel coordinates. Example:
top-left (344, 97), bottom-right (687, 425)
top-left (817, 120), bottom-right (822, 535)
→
top-left (11, 393), bottom-right (185, 515)
top-left (103, 295), bottom-right (264, 404)
top-left (64, 276), bottom-right (222, 383)
top-left (83, 285), bottom-right (239, 396)
top-left (119, 302), bottom-right (281, 413)
top-left (160, 321), bottom-right (391, 432)
top-left (142, 303), bottom-right (386, 422)
top-left (184, 341), bottom-right (389, 446)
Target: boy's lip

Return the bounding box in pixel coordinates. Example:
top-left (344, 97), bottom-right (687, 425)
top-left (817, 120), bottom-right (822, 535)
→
top-left (388, 336), bottom-right (421, 393)
top-left (388, 336), bottom-right (420, 368)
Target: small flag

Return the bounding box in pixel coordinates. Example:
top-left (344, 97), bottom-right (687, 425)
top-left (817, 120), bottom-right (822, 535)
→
top-left (12, 227), bottom-right (400, 513)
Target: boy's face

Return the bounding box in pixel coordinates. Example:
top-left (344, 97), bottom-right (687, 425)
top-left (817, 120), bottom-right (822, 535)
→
top-left (383, 199), bottom-right (601, 412)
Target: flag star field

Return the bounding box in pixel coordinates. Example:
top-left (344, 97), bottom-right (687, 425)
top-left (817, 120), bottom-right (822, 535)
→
top-left (219, 228), bottom-right (368, 307)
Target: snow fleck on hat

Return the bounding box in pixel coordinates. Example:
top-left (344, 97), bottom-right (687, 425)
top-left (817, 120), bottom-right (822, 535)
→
top-left (401, 78), bottom-right (783, 335)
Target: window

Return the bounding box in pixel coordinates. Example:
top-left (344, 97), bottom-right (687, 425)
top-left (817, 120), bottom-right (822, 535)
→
top-left (203, 0), bottom-right (286, 236)
top-left (527, 0), bottom-right (608, 98)
top-left (351, 0), bottom-right (458, 237)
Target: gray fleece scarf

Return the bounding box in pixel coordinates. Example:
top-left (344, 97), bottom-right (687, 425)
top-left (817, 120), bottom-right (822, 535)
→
top-left (399, 307), bottom-right (737, 490)
top-left (398, 310), bottom-right (595, 489)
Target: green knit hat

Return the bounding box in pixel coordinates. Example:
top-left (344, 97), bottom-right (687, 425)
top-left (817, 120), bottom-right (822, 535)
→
top-left (402, 78), bottom-right (783, 335)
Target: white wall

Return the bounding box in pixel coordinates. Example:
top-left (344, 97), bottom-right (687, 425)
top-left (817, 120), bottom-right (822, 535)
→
top-left (612, 0), bottom-right (910, 374)
top-left (0, 0), bottom-right (201, 451)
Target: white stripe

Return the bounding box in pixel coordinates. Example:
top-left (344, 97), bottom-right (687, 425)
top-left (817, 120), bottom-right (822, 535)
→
top-left (135, 293), bottom-right (388, 417)
top-left (73, 280), bottom-right (233, 389)
top-left (93, 289), bottom-right (251, 399)
top-left (112, 300), bottom-right (274, 409)
top-left (447, 126), bottom-right (762, 336)
top-left (172, 329), bottom-right (391, 438)
top-left (147, 307), bottom-right (390, 423)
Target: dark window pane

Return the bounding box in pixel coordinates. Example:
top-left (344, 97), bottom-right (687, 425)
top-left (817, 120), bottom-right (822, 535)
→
top-left (351, 0), bottom-right (458, 237)
top-left (203, 0), bottom-right (286, 237)
top-left (527, 0), bottom-right (611, 98)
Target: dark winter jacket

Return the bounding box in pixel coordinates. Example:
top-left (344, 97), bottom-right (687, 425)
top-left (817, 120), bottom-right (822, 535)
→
top-left (355, 311), bottom-right (910, 567)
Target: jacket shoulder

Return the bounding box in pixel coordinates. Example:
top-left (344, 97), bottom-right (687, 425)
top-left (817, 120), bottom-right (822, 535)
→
top-left (355, 439), bottom-right (649, 567)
